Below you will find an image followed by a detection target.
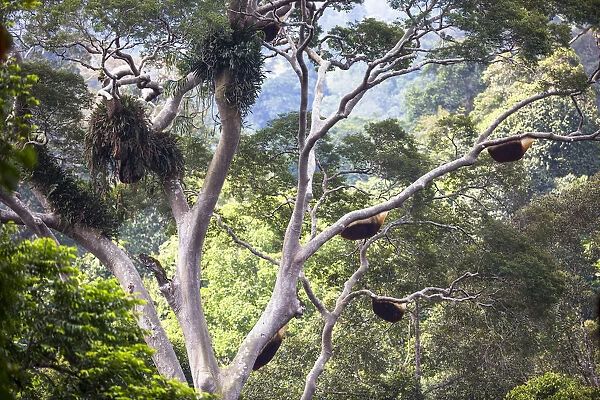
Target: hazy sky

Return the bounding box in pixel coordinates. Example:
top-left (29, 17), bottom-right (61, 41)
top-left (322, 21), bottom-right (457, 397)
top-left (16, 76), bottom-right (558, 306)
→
top-left (363, 0), bottom-right (400, 21)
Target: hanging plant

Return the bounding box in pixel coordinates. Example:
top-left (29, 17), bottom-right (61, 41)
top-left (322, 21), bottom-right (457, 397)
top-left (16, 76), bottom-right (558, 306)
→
top-left (29, 145), bottom-right (122, 237)
top-left (86, 95), bottom-right (184, 185)
top-left (179, 27), bottom-right (265, 116)
top-left (144, 131), bottom-right (184, 179)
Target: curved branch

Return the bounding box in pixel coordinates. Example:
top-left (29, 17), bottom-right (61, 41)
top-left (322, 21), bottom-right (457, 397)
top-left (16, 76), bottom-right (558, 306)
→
top-left (301, 267), bottom-right (481, 399)
top-left (346, 272), bottom-right (481, 305)
top-left (296, 87), bottom-right (599, 265)
top-left (301, 241), bottom-right (373, 399)
top-left (476, 89), bottom-right (577, 143)
top-left (0, 189), bottom-right (58, 242)
top-left (152, 72), bottom-right (202, 132)
top-left (173, 70), bottom-right (244, 393)
top-left (215, 213), bottom-right (281, 266)
top-left (300, 272), bottom-right (328, 316)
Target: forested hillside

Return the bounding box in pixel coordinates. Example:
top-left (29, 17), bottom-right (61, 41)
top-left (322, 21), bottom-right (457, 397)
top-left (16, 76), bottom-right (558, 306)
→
top-left (1, 1), bottom-right (600, 399)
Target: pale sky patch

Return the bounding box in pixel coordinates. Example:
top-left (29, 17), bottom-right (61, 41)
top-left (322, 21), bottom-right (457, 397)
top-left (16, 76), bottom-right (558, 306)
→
top-left (363, 0), bottom-right (401, 21)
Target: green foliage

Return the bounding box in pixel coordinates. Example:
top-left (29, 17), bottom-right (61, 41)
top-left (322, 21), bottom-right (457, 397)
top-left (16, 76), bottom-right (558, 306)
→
top-left (415, 110), bottom-right (532, 214)
top-left (87, 95), bottom-right (184, 184)
top-left (405, 63), bottom-right (485, 123)
top-left (184, 27), bottom-right (265, 114)
top-left (472, 49), bottom-right (600, 192)
top-left (420, 175), bottom-right (600, 399)
top-left (0, 0), bottom-right (40, 21)
top-left (0, 224), bottom-right (200, 399)
top-left (449, 0), bottom-right (570, 60)
top-left (29, 146), bottom-right (122, 236)
top-left (230, 113), bottom-right (310, 236)
top-left (22, 0), bottom-right (223, 53)
top-left (20, 60), bottom-right (91, 164)
top-left (328, 18), bottom-right (410, 64)
top-left (0, 61), bottom-right (38, 191)
top-left (478, 218), bottom-right (565, 313)
top-left (516, 174), bottom-right (600, 249)
top-left (231, 112), bottom-right (298, 196)
top-left (388, 0), bottom-right (600, 61)
top-left (337, 118), bottom-right (428, 184)
top-left (6, 2), bottom-right (600, 399)
top-left (505, 372), bottom-right (600, 400)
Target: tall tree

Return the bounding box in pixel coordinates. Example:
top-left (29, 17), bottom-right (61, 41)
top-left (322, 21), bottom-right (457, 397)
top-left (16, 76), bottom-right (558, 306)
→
top-left (1, 1), bottom-right (600, 399)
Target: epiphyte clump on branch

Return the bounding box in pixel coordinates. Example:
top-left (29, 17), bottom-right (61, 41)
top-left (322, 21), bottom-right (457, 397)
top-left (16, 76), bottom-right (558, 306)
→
top-left (86, 95), bottom-right (183, 185)
top-left (371, 298), bottom-right (406, 323)
top-left (253, 326), bottom-right (287, 371)
top-left (29, 145), bottom-right (122, 237)
top-left (185, 28), bottom-right (264, 115)
top-left (487, 138), bottom-right (535, 163)
top-left (340, 211), bottom-right (389, 240)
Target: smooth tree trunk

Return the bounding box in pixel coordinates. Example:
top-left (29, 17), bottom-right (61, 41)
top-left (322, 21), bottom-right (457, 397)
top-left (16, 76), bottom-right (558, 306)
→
top-left (173, 69), bottom-right (243, 393)
top-left (71, 227), bottom-right (187, 381)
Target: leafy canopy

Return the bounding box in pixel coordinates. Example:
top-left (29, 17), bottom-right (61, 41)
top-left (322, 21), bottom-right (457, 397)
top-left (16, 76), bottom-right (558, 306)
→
top-left (0, 224), bottom-right (203, 399)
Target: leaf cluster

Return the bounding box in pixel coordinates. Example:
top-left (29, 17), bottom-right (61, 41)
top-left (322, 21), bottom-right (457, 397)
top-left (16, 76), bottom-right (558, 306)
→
top-left (87, 95), bottom-right (184, 184)
top-left (0, 61), bottom-right (38, 191)
top-left (505, 372), bottom-right (600, 400)
top-left (404, 63), bottom-right (485, 123)
top-left (183, 27), bottom-right (265, 114)
top-left (449, 0), bottom-right (571, 61)
top-left (327, 18), bottom-right (411, 66)
top-left (29, 145), bottom-right (122, 237)
top-left (472, 49), bottom-right (600, 192)
top-left (20, 60), bottom-right (91, 165)
top-left (387, 0), bottom-right (600, 62)
top-left (337, 118), bottom-right (428, 184)
top-left (0, 225), bottom-right (202, 399)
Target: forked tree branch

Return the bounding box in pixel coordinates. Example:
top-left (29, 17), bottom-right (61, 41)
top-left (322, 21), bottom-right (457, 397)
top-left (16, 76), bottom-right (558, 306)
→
top-left (214, 213), bottom-right (281, 266)
top-left (152, 72), bottom-right (203, 132)
top-left (302, 260), bottom-right (481, 399)
top-left (296, 85), bottom-right (600, 265)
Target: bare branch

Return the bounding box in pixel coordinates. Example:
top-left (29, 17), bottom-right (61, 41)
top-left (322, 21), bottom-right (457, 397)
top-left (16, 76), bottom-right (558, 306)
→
top-left (570, 26), bottom-right (592, 45)
top-left (300, 272), bottom-right (328, 316)
top-left (344, 272), bottom-right (481, 306)
top-left (0, 209), bottom-right (59, 229)
top-left (214, 214), bottom-right (281, 266)
top-left (301, 240), bottom-right (375, 399)
top-left (0, 189), bottom-right (58, 243)
top-left (297, 83), bottom-right (598, 266)
top-left (152, 72), bottom-right (203, 132)
top-left (476, 89), bottom-right (578, 143)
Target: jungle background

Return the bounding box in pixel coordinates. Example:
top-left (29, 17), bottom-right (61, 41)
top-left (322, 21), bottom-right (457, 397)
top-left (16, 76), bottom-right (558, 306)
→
top-left (1, 0), bottom-right (600, 399)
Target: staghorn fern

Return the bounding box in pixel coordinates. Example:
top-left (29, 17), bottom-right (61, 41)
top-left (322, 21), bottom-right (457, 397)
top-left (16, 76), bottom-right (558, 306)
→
top-left (86, 95), bottom-right (184, 186)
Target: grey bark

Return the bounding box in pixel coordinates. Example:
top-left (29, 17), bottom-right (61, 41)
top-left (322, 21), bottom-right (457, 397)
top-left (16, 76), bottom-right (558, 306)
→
top-left (172, 69), bottom-right (244, 393)
top-left (7, 3), bottom-right (600, 398)
top-left (71, 227), bottom-right (187, 381)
